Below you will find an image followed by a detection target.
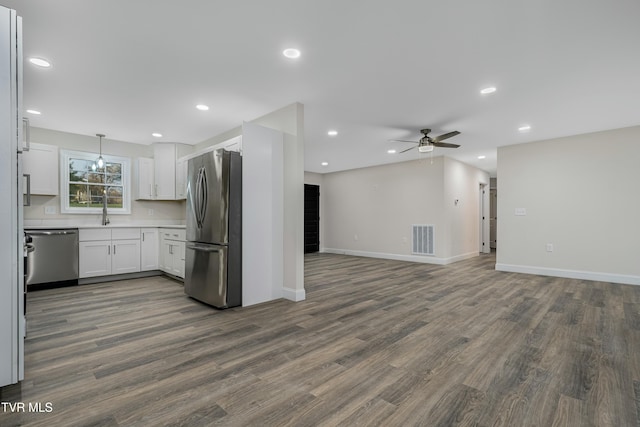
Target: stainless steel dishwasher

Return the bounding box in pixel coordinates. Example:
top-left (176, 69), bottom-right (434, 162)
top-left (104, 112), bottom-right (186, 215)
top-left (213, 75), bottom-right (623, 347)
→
top-left (25, 229), bottom-right (79, 286)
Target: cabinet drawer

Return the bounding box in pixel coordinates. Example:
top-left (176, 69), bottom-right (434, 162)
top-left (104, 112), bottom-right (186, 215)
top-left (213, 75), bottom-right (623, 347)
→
top-left (79, 228), bottom-right (111, 241)
top-left (161, 228), bottom-right (185, 241)
top-left (112, 228), bottom-right (140, 240)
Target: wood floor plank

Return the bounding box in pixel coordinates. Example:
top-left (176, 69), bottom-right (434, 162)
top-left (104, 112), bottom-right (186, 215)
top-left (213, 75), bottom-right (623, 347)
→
top-left (2, 252), bottom-right (640, 426)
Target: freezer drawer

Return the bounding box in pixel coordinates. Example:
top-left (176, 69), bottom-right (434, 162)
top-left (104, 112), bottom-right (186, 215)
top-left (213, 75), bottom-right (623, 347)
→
top-left (185, 243), bottom-right (230, 308)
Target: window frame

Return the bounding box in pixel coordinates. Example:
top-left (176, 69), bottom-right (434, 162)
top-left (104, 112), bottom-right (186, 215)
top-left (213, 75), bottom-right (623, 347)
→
top-left (60, 149), bottom-right (131, 214)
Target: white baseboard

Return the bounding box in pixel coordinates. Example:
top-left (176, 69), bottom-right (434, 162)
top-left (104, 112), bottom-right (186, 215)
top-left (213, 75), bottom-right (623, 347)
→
top-left (495, 263), bottom-right (640, 286)
top-left (323, 248), bottom-right (479, 266)
top-left (282, 286), bottom-right (306, 302)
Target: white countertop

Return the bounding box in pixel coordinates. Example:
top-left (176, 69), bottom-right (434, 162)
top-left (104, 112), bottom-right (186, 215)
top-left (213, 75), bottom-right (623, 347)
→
top-left (24, 220), bottom-right (186, 230)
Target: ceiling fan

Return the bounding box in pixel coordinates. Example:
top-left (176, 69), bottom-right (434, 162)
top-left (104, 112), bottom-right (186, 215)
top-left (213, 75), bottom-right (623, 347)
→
top-left (392, 128), bottom-right (461, 153)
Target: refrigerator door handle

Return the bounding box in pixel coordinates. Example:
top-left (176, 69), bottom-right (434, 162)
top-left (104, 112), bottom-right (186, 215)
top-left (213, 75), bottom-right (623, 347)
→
top-left (194, 167), bottom-right (203, 228)
top-left (186, 243), bottom-right (220, 253)
top-left (199, 167), bottom-right (208, 227)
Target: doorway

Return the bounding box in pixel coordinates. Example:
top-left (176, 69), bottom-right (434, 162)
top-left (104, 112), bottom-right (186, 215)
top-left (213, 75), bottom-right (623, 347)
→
top-left (304, 184), bottom-right (320, 253)
top-left (479, 183), bottom-right (490, 253)
top-left (490, 179), bottom-right (497, 249)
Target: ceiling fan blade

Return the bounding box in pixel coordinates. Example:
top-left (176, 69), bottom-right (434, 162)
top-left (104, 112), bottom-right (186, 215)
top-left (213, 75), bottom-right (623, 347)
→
top-left (389, 139), bottom-right (418, 144)
top-left (399, 146), bottom-right (416, 153)
top-left (432, 131), bottom-right (460, 142)
top-left (431, 142), bottom-right (460, 148)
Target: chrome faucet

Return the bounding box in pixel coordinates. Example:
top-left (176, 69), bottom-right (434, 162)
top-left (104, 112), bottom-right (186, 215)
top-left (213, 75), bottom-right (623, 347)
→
top-left (102, 191), bottom-right (110, 226)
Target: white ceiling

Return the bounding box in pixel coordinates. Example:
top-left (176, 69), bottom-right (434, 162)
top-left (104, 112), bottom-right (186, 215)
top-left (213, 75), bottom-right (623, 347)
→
top-left (5, 0), bottom-right (640, 176)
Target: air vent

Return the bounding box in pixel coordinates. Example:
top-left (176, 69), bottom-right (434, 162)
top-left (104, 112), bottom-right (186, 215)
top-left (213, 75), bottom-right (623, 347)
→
top-left (412, 225), bottom-right (434, 255)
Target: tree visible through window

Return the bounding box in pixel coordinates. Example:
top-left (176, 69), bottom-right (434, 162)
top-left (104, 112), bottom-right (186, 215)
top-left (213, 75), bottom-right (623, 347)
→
top-left (61, 150), bottom-right (131, 214)
top-left (68, 158), bottom-right (123, 208)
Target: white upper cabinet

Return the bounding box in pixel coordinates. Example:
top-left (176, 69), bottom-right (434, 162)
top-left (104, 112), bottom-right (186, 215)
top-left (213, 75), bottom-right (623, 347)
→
top-left (135, 157), bottom-right (154, 200)
top-left (22, 142), bottom-right (59, 195)
top-left (175, 157), bottom-right (188, 200)
top-left (153, 144), bottom-right (176, 200)
top-left (135, 143), bottom-right (192, 201)
top-left (215, 135), bottom-right (242, 153)
top-left (174, 136), bottom-right (242, 201)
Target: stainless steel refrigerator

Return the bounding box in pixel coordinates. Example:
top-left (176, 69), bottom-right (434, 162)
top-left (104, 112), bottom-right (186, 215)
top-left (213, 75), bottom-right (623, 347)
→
top-left (184, 149), bottom-right (242, 308)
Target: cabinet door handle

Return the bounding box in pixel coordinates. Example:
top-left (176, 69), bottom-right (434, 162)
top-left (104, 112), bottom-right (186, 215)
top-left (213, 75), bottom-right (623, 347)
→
top-left (23, 174), bottom-right (31, 206)
top-left (142, 234), bottom-right (145, 242)
top-left (149, 184), bottom-right (152, 198)
top-left (108, 245), bottom-right (110, 255)
top-left (169, 244), bottom-right (173, 255)
top-left (113, 245), bottom-right (116, 255)
top-left (155, 184), bottom-right (158, 197)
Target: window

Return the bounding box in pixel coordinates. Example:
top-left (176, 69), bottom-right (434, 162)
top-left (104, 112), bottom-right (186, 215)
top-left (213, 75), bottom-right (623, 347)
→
top-left (60, 150), bottom-right (131, 214)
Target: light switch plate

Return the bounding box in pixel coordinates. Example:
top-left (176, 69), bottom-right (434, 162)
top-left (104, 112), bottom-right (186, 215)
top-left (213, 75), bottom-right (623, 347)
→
top-left (44, 206), bottom-right (56, 215)
top-left (515, 207), bottom-right (527, 216)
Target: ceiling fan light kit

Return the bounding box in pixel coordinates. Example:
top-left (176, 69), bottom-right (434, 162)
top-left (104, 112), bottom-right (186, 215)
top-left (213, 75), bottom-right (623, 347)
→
top-left (392, 128), bottom-right (461, 154)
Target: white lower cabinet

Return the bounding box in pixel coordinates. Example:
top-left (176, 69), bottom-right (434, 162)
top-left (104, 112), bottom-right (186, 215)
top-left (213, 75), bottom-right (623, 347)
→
top-left (140, 228), bottom-right (159, 271)
top-left (159, 229), bottom-right (185, 279)
top-left (112, 240), bottom-right (141, 274)
top-left (79, 240), bottom-right (111, 277)
top-left (78, 227), bottom-right (184, 280)
top-left (79, 228), bottom-right (141, 278)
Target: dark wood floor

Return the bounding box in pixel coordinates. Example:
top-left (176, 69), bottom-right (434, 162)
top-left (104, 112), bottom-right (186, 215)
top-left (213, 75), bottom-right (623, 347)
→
top-left (2, 253), bottom-right (640, 426)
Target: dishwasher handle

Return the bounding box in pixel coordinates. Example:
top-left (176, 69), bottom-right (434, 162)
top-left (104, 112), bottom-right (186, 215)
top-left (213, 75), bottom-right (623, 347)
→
top-left (26, 230), bottom-right (78, 236)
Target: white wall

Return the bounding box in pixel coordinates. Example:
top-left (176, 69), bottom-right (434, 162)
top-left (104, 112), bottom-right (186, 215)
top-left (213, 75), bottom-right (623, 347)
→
top-left (322, 156), bottom-right (489, 264)
top-left (304, 172), bottom-right (324, 251)
top-left (24, 127), bottom-right (185, 223)
top-left (250, 103), bottom-right (305, 302)
top-left (496, 125), bottom-right (640, 285)
top-left (443, 157), bottom-right (491, 259)
top-left (241, 122), bottom-right (284, 306)
top-left (197, 103), bottom-right (306, 303)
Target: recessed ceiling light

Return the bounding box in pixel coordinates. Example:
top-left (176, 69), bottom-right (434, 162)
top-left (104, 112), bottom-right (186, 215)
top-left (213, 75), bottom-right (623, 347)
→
top-left (26, 109), bottom-right (41, 115)
top-left (477, 155), bottom-right (486, 159)
top-left (480, 86), bottom-right (497, 94)
top-left (196, 104), bottom-right (209, 111)
top-left (327, 130), bottom-right (338, 136)
top-left (387, 149), bottom-right (397, 154)
top-left (321, 162), bottom-right (329, 167)
top-left (29, 57), bottom-right (51, 68)
top-left (518, 125), bottom-right (531, 132)
top-left (152, 133), bottom-right (163, 138)
top-left (283, 48), bottom-right (301, 59)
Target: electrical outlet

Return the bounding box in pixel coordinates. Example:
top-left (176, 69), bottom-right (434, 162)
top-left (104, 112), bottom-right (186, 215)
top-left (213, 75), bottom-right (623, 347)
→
top-left (148, 209), bottom-right (154, 216)
top-left (354, 234), bottom-right (358, 241)
top-left (546, 243), bottom-right (553, 252)
top-left (515, 208), bottom-right (527, 216)
top-left (44, 206), bottom-right (56, 215)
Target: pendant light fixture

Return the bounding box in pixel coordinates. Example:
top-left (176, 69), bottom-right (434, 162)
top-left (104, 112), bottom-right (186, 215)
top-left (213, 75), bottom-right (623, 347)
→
top-left (94, 133), bottom-right (105, 170)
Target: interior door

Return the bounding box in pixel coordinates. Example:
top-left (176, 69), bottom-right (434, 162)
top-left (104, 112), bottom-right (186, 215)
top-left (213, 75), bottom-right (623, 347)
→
top-left (490, 188), bottom-right (497, 249)
top-left (304, 184), bottom-right (320, 253)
